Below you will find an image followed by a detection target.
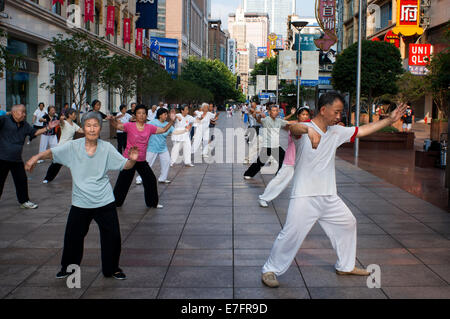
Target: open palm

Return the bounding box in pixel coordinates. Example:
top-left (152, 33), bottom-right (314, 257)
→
top-left (389, 103), bottom-right (408, 122)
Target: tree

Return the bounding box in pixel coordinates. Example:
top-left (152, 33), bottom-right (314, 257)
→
top-left (332, 40), bottom-right (404, 122)
top-left (40, 33), bottom-right (109, 118)
top-left (181, 57), bottom-right (240, 104)
top-left (0, 29), bottom-right (21, 79)
top-left (137, 58), bottom-right (174, 102)
top-left (100, 55), bottom-right (141, 106)
top-left (395, 71), bottom-right (429, 104)
top-left (426, 26), bottom-right (450, 119)
top-left (250, 56), bottom-right (277, 83)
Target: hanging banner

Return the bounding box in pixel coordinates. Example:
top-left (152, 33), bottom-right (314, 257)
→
top-left (267, 33), bottom-right (278, 58)
top-left (84, 0), bottom-right (94, 23)
top-left (123, 18), bottom-right (131, 44)
top-left (53, 0), bottom-right (64, 5)
top-left (106, 6), bottom-right (115, 36)
top-left (314, 0), bottom-right (338, 51)
top-left (227, 39), bottom-right (236, 74)
top-left (301, 51), bottom-right (319, 81)
top-left (136, 28), bottom-right (143, 53)
top-left (136, 0), bottom-right (158, 29)
top-left (279, 50), bottom-right (297, 80)
top-left (384, 30), bottom-right (400, 48)
top-left (392, 0), bottom-right (424, 36)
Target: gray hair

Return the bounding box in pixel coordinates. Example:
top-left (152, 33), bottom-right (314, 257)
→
top-left (81, 111), bottom-right (102, 128)
top-left (201, 102), bottom-right (209, 109)
top-left (11, 104), bottom-right (25, 112)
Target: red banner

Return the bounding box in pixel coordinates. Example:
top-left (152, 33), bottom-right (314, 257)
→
top-left (53, 0), bottom-right (64, 5)
top-left (123, 18), bottom-right (131, 44)
top-left (384, 30), bottom-right (400, 48)
top-left (84, 0), bottom-right (94, 23)
top-left (106, 6), bottom-right (115, 36)
top-left (136, 28), bottom-right (143, 53)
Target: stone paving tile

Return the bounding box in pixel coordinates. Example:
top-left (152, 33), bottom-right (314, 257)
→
top-left (391, 234), bottom-right (450, 249)
top-left (82, 287), bottom-right (159, 299)
top-left (408, 248), bottom-right (450, 265)
top-left (376, 222), bottom-right (436, 235)
top-left (6, 286), bottom-right (87, 299)
top-left (171, 249), bottom-right (233, 266)
top-left (356, 248), bottom-right (422, 266)
top-left (308, 287), bottom-right (387, 299)
top-left (234, 249), bottom-right (272, 267)
top-left (183, 223), bottom-right (232, 236)
top-left (0, 265), bottom-right (39, 286)
top-left (0, 248), bottom-right (59, 265)
top-left (91, 266), bottom-right (167, 288)
top-left (234, 266), bottom-right (305, 288)
top-left (158, 287), bottom-right (233, 299)
top-left (120, 249), bottom-right (174, 267)
top-left (21, 266), bottom-right (99, 288)
top-left (383, 286), bottom-right (450, 299)
top-left (424, 223), bottom-right (450, 235)
top-left (375, 265), bottom-right (448, 287)
top-left (122, 235), bottom-right (180, 250)
top-left (234, 288), bottom-right (310, 299)
top-left (234, 235), bottom-right (277, 249)
top-left (178, 235), bottom-right (232, 250)
top-left (356, 235), bottom-right (403, 249)
top-left (0, 287), bottom-right (16, 299)
top-left (187, 214), bottom-right (232, 224)
top-left (427, 265), bottom-right (450, 284)
top-left (299, 265), bottom-right (372, 288)
top-left (234, 223), bottom-right (281, 236)
top-left (162, 266), bottom-right (233, 288)
top-left (132, 223), bottom-right (185, 236)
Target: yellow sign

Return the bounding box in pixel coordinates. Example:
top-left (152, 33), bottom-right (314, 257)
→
top-left (392, 0), bottom-right (424, 36)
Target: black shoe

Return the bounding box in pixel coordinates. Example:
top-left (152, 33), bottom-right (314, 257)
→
top-left (112, 269), bottom-right (126, 280)
top-left (56, 268), bottom-right (73, 279)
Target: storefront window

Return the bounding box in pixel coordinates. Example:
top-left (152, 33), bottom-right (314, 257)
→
top-left (52, 3), bottom-right (62, 16)
top-left (6, 72), bottom-right (38, 122)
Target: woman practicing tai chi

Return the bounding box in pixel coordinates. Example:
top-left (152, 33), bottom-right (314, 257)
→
top-left (261, 92), bottom-right (407, 288)
top-left (25, 112), bottom-right (139, 280)
top-left (258, 106), bottom-right (311, 207)
top-left (171, 105), bottom-right (195, 167)
top-left (42, 108), bottom-right (84, 183)
top-left (108, 105), bottom-right (175, 209)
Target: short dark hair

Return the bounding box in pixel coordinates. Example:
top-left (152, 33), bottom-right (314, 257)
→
top-left (135, 104), bottom-right (148, 115)
top-left (119, 104), bottom-right (127, 111)
top-left (91, 99), bottom-right (101, 108)
top-left (156, 108), bottom-right (168, 120)
top-left (38, 102), bottom-right (45, 108)
top-left (66, 108), bottom-right (76, 116)
top-left (64, 103), bottom-right (69, 107)
top-left (269, 104), bottom-right (279, 111)
top-left (318, 91), bottom-right (345, 109)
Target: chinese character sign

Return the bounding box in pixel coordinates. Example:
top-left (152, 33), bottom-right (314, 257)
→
top-left (314, 0), bottom-right (338, 51)
top-left (384, 30), bottom-right (400, 48)
top-left (393, 0), bottom-right (424, 36)
top-left (136, 28), bottom-right (143, 53)
top-left (123, 18), bottom-right (131, 44)
top-left (84, 0), bottom-right (94, 23)
top-left (106, 6), bottom-right (115, 36)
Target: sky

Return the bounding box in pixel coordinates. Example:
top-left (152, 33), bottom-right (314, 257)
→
top-left (211, 0), bottom-right (316, 31)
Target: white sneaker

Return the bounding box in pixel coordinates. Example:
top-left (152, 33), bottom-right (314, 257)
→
top-left (203, 154), bottom-right (209, 158)
top-left (259, 199), bottom-right (268, 207)
top-left (20, 201), bottom-right (38, 209)
top-left (37, 160), bottom-right (44, 164)
top-left (136, 176), bottom-right (142, 185)
top-left (244, 176), bottom-right (252, 180)
top-left (158, 180), bottom-right (171, 184)
top-left (185, 163), bottom-right (195, 167)
top-left (170, 163), bottom-right (174, 167)
top-left (156, 204), bottom-right (164, 209)
top-left (42, 180), bottom-right (48, 184)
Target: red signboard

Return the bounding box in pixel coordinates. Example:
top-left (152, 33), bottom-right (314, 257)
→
top-left (393, 0), bottom-right (423, 36)
top-left (84, 0), bottom-right (94, 23)
top-left (106, 6), bottom-right (115, 36)
top-left (136, 28), bottom-right (143, 53)
top-left (384, 30), bottom-right (400, 48)
top-left (408, 44), bottom-right (432, 66)
top-left (314, 0), bottom-right (338, 51)
top-left (123, 18), bottom-right (131, 44)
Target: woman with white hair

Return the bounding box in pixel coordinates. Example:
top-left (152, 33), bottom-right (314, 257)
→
top-left (171, 105), bottom-right (195, 167)
top-left (191, 102), bottom-right (219, 157)
top-left (25, 111), bottom-right (139, 280)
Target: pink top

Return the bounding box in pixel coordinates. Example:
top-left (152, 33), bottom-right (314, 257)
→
top-left (123, 122), bottom-right (158, 161)
top-left (283, 132), bottom-right (297, 166)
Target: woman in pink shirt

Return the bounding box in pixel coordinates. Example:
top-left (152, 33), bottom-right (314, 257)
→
top-left (258, 107), bottom-right (311, 207)
top-left (108, 105), bottom-right (175, 208)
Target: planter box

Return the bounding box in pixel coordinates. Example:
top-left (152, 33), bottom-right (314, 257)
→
top-left (430, 120), bottom-right (448, 141)
top-left (341, 131), bottom-right (415, 150)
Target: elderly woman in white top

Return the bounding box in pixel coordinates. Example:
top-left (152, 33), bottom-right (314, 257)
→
top-left (25, 112), bottom-right (139, 280)
top-left (171, 105), bottom-right (195, 167)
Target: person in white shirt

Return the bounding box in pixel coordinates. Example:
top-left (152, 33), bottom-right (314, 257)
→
top-left (32, 103), bottom-right (47, 129)
top-left (191, 103), bottom-right (219, 157)
top-left (171, 105), bottom-right (195, 166)
top-left (42, 108), bottom-right (84, 183)
top-left (261, 92), bottom-right (408, 288)
top-left (116, 105), bottom-right (132, 154)
top-left (147, 105), bottom-right (158, 122)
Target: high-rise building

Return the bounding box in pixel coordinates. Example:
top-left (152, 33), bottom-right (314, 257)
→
top-left (208, 20), bottom-right (228, 63)
top-left (242, 0), bottom-right (295, 40)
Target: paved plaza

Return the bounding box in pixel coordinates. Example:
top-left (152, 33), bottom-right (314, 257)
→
top-left (0, 113), bottom-right (449, 299)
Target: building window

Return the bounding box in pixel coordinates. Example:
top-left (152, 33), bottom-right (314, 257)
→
top-left (379, 2), bottom-right (392, 31)
top-left (94, 7), bottom-right (100, 35)
top-left (114, 21), bottom-right (118, 45)
top-left (52, 2), bottom-right (62, 16)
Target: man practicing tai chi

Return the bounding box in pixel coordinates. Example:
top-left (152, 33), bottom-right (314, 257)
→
top-left (261, 91), bottom-right (407, 288)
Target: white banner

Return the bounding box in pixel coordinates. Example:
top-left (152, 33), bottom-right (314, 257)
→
top-left (227, 39), bottom-right (236, 74)
top-left (279, 50), bottom-right (297, 80)
top-left (301, 51), bottom-right (319, 81)
top-left (256, 75), bottom-right (277, 93)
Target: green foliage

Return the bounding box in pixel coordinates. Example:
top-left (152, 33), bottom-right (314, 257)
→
top-left (378, 126), bottom-right (399, 133)
top-left (181, 57), bottom-right (240, 104)
top-left (250, 56), bottom-right (277, 83)
top-left (279, 82), bottom-right (315, 107)
top-left (332, 40), bottom-right (404, 121)
top-left (40, 33), bottom-right (109, 115)
top-left (0, 29), bottom-right (22, 77)
top-left (395, 71), bottom-right (430, 103)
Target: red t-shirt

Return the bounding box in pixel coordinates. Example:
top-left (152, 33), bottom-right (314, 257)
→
top-left (123, 122), bottom-right (158, 161)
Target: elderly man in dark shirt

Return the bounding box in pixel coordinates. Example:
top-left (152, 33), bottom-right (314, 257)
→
top-left (0, 104), bottom-right (59, 209)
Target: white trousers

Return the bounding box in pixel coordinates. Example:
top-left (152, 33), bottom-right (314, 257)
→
top-left (171, 140), bottom-right (192, 165)
top-left (147, 151), bottom-right (171, 181)
top-left (191, 127), bottom-right (210, 155)
top-left (262, 195), bottom-right (357, 276)
top-left (39, 135), bottom-right (58, 153)
top-left (259, 165), bottom-right (294, 202)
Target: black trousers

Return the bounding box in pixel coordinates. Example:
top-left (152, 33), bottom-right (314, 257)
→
top-left (44, 162), bottom-right (63, 182)
top-left (0, 160), bottom-right (29, 204)
top-left (113, 161), bottom-right (158, 208)
top-left (244, 147), bottom-right (286, 178)
top-left (61, 202), bottom-right (121, 277)
top-left (116, 132), bottom-right (127, 154)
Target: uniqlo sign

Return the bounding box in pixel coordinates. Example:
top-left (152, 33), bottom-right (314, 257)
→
top-left (408, 44), bottom-right (432, 66)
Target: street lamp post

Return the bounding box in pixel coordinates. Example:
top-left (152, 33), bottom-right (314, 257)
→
top-left (263, 60), bottom-right (269, 94)
top-left (291, 21), bottom-right (308, 109)
top-left (273, 47), bottom-right (284, 105)
top-left (355, 0), bottom-right (363, 160)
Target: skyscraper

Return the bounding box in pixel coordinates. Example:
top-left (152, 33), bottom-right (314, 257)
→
top-left (242, 0), bottom-right (296, 40)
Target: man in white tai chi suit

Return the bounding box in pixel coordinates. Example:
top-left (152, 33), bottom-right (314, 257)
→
top-left (261, 91), bottom-right (407, 287)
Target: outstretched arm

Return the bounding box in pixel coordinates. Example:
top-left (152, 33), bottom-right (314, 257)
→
top-left (25, 149), bottom-right (53, 172)
top-left (107, 115), bottom-right (124, 131)
top-left (34, 120), bottom-right (60, 137)
top-left (356, 103), bottom-right (407, 138)
top-left (155, 112), bottom-right (176, 134)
